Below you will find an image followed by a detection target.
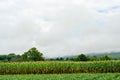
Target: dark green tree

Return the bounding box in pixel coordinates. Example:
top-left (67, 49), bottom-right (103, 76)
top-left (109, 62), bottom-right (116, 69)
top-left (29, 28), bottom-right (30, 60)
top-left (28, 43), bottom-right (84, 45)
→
top-left (22, 47), bottom-right (44, 61)
top-left (0, 55), bottom-right (7, 61)
top-left (75, 54), bottom-right (88, 61)
top-left (56, 58), bottom-right (60, 61)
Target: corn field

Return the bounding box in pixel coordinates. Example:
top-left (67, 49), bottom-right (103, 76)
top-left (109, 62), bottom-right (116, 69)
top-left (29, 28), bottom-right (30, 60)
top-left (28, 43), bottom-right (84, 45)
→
top-left (0, 61), bottom-right (120, 74)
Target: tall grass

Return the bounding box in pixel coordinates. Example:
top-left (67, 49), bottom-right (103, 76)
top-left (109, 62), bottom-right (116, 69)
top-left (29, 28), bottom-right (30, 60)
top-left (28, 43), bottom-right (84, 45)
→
top-left (0, 61), bottom-right (120, 74)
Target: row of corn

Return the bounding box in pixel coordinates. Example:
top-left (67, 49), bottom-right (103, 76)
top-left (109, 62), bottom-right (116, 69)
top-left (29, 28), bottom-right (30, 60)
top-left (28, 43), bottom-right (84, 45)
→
top-left (0, 61), bottom-right (120, 74)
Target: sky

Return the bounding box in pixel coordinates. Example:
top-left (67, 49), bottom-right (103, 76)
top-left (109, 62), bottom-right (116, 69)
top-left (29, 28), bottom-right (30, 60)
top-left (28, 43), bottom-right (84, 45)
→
top-left (0, 0), bottom-right (120, 57)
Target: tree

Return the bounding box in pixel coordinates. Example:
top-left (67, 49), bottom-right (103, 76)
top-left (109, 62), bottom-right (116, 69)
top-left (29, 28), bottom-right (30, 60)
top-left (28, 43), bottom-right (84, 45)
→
top-left (60, 57), bottom-right (64, 61)
top-left (5, 53), bottom-right (22, 62)
top-left (75, 54), bottom-right (88, 61)
top-left (22, 47), bottom-right (44, 61)
top-left (7, 53), bottom-right (16, 61)
top-left (65, 57), bottom-right (71, 61)
top-left (99, 55), bottom-right (111, 60)
top-left (90, 56), bottom-right (98, 61)
top-left (0, 55), bottom-right (7, 61)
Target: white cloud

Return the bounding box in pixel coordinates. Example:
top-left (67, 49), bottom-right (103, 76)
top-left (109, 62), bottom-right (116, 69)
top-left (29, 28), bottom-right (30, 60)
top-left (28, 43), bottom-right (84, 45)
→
top-left (0, 0), bottom-right (120, 57)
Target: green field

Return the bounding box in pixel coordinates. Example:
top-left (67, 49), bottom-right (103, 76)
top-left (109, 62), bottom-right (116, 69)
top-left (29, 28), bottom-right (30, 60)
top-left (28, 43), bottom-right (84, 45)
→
top-left (0, 61), bottom-right (120, 80)
top-left (0, 73), bottom-right (120, 80)
top-left (0, 61), bottom-right (120, 74)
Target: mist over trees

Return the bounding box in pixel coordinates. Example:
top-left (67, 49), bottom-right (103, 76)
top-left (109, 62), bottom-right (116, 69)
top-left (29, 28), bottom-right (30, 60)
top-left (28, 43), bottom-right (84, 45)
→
top-left (0, 47), bottom-right (119, 62)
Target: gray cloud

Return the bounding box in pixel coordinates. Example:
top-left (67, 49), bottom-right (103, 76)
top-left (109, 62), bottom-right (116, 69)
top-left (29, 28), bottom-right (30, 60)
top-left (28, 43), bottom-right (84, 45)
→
top-left (0, 0), bottom-right (120, 57)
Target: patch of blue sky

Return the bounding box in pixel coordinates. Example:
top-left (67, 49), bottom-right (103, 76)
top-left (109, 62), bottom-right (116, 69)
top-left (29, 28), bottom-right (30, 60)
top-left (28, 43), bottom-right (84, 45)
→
top-left (97, 9), bottom-right (109, 14)
top-left (97, 5), bottom-right (120, 14)
top-left (111, 5), bottom-right (120, 9)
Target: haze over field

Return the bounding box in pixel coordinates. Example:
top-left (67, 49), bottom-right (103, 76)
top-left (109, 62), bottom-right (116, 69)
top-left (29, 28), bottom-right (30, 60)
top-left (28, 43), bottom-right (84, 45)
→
top-left (0, 0), bottom-right (120, 57)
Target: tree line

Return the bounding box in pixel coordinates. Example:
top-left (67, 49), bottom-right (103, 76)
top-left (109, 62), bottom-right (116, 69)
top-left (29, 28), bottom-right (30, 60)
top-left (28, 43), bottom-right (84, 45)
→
top-left (0, 47), bottom-right (44, 62)
top-left (50, 54), bottom-right (112, 61)
top-left (0, 47), bottom-right (117, 62)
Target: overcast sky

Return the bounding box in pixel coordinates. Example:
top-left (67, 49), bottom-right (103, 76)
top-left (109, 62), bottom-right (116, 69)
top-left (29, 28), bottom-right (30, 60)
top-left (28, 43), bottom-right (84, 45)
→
top-left (0, 0), bottom-right (120, 57)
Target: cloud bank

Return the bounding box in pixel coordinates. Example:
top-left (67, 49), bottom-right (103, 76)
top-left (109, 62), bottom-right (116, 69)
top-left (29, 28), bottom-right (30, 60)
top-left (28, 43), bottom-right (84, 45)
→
top-left (0, 0), bottom-right (120, 57)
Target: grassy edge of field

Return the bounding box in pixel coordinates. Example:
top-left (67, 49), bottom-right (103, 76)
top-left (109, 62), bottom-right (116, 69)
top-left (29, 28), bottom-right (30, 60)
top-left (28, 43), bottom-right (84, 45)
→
top-left (0, 73), bottom-right (120, 80)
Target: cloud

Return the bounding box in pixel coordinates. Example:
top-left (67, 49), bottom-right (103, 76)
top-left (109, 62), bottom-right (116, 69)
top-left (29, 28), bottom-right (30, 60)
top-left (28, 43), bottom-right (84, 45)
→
top-left (0, 0), bottom-right (120, 57)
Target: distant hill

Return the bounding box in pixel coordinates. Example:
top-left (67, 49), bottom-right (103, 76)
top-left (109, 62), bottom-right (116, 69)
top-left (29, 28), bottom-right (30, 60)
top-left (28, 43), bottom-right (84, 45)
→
top-left (61, 52), bottom-right (120, 60)
top-left (88, 52), bottom-right (120, 59)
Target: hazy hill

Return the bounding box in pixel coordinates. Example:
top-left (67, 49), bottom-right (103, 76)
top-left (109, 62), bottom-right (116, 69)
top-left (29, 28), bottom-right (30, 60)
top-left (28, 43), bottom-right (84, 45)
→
top-left (60, 52), bottom-right (120, 60)
top-left (87, 52), bottom-right (120, 59)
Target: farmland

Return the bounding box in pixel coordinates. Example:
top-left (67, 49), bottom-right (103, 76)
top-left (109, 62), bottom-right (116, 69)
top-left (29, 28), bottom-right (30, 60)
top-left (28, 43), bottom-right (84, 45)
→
top-left (0, 73), bottom-right (120, 80)
top-left (0, 60), bottom-right (120, 74)
top-left (0, 60), bottom-right (120, 80)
